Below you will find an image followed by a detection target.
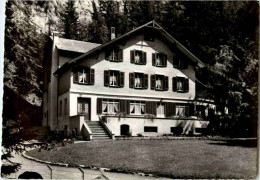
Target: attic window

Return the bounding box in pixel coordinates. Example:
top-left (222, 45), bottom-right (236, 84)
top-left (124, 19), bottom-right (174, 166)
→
top-left (105, 48), bottom-right (123, 62)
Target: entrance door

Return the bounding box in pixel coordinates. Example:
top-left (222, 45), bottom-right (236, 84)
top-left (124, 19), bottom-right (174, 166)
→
top-left (78, 98), bottom-right (91, 121)
top-left (120, 124), bottom-right (130, 136)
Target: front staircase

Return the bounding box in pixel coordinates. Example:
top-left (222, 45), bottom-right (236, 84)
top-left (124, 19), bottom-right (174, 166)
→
top-left (87, 121), bottom-right (111, 140)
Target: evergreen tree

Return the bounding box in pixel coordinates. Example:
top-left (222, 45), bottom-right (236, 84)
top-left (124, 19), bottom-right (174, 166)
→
top-left (60, 0), bottom-right (80, 40)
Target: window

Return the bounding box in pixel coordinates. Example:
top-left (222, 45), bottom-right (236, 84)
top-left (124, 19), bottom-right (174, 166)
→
top-left (73, 66), bottom-right (95, 85)
top-left (151, 75), bottom-right (168, 91)
top-left (176, 104), bottom-right (189, 116)
top-left (64, 98), bottom-right (67, 115)
top-left (152, 53), bottom-right (167, 67)
top-left (102, 99), bottom-right (119, 114)
top-left (130, 101), bottom-right (145, 115)
top-left (78, 99), bottom-right (89, 115)
top-left (104, 70), bottom-right (124, 88)
top-left (173, 54), bottom-right (188, 69)
top-left (172, 77), bottom-right (189, 93)
top-left (144, 126), bottom-right (158, 132)
top-left (105, 48), bottom-right (123, 62)
top-left (59, 100), bottom-right (62, 116)
top-left (129, 73), bottom-right (148, 89)
top-left (130, 50), bottom-right (147, 65)
top-left (157, 102), bottom-right (165, 117)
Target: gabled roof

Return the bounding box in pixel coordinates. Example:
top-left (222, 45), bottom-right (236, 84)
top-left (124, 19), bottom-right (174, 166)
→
top-left (55, 37), bottom-right (101, 53)
top-left (54, 21), bottom-right (205, 76)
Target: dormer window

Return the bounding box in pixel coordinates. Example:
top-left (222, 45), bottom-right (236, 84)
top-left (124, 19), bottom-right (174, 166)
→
top-left (105, 48), bottom-right (123, 62)
top-left (130, 50), bottom-right (147, 65)
top-left (152, 53), bottom-right (167, 67)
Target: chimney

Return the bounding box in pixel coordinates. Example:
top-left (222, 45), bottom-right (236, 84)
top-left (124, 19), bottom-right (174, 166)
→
top-left (111, 27), bottom-right (116, 40)
top-left (52, 31), bottom-right (59, 44)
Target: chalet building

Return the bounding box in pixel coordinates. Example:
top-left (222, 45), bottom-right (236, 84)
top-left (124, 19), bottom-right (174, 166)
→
top-left (43, 21), bottom-right (216, 140)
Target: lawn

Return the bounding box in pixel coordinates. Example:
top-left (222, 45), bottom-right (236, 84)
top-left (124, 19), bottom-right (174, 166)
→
top-left (27, 140), bottom-right (257, 179)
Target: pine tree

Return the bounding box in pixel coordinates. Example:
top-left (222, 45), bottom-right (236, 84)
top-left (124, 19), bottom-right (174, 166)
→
top-left (60, 0), bottom-right (80, 40)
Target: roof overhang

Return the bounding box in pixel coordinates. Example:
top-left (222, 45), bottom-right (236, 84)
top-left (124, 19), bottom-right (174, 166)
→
top-left (54, 21), bottom-right (205, 76)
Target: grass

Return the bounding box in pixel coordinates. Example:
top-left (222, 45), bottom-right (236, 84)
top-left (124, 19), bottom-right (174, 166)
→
top-left (27, 140), bottom-right (257, 179)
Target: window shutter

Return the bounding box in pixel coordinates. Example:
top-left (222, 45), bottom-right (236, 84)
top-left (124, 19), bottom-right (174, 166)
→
top-left (97, 98), bottom-right (103, 114)
top-left (184, 78), bottom-right (189, 92)
top-left (152, 53), bottom-right (155, 66)
top-left (189, 103), bottom-right (194, 116)
top-left (73, 69), bottom-right (79, 83)
top-left (129, 73), bottom-right (135, 88)
top-left (120, 99), bottom-right (125, 113)
top-left (166, 103), bottom-right (176, 117)
top-left (151, 75), bottom-right (155, 90)
top-left (90, 69), bottom-right (95, 85)
top-left (130, 50), bottom-right (134, 63)
top-left (145, 101), bottom-right (156, 115)
top-left (152, 101), bottom-right (157, 115)
top-left (105, 50), bottom-right (110, 60)
top-left (164, 54), bottom-right (167, 67)
top-left (172, 77), bottom-right (177, 92)
top-left (104, 70), bottom-right (109, 86)
top-left (120, 72), bottom-right (124, 87)
top-left (142, 52), bottom-right (147, 65)
top-left (143, 74), bottom-right (148, 89)
top-left (164, 76), bottom-right (168, 91)
top-left (119, 49), bottom-right (123, 62)
top-left (173, 56), bottom-right (179, 68)
top-left (126, 100), bottom-right (130, 114)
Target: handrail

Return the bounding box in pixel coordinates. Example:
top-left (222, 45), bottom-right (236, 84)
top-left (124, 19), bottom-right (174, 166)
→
top-left (82, 122), bottom-right (93, 140)
top-left (99, 119), bottom-right (115, 140)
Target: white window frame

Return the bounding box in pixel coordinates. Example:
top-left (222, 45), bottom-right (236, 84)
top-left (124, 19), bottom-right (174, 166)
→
top-left (78, 68), bottom-right (89, 84)
top-left (156, 102), bottom-right (165, 118)
top-left (102, 99), bottom-right (119, 114)
top-left (130, 101), bottom-right (145, 115)
top-left (134, 73), bottom-right (143, 88)
top-left (156, 53), bottom-right (164, 67)
top-left (109, 71), bottom-right (119, 87)
top-left (176, 77), bottom-right (185, 92)
top-left (134, 50), bottom-right (142, 64)
top-left (155, 75), bottom-right (163, 90)
top-left (176, 104), bottom-right (189, 117)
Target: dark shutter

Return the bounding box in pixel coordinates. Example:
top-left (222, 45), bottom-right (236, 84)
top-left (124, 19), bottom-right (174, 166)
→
top-left (97, 98), bottom-right (103, 114)
top-left (143, 74), bottom-right (148, 89)
top-left (126, 100), bottom-right (130, 114)
top-left (129, 73), bottom-right (135, 88)
top-left (104, 70), bottom-right (109, 86)
top-left (173, 56), bottom-right (179, 68)
top-left (120, 99), bottom-right (125, 113)
top-left (105, 50), bottom-right (110, 60)
top-left (164, 54), bottom-right (167, 67)
top-left (164, 76), bottom-right (168, 91)
top-left (145, 101), bottom-right (156, 115)
top-left (184, 78), bottom-right (189, 92)
top-left (130, 50), bottom-right (134, 63)
top-left (142, 52), bottom-right (147, 65)
top-left (120, 72), bottom-right (124, 87)
top-left (189, 103), bottom-right (194, 116)
top-left (151, 75), bottom-right (155, 90)
top-left (152, 53), bottom-right (155, 66)
top-left (90, 69), bottom-right (95, 84)
top-left (73, 69), bottom-right (78, 83)
top-left (119, 49), bottom-right (123, 62)
top-left (152, 101), bottom-right (157, 115)
top-left (165, 103), bottom-right (176, 117)
top-left (172, 77), bottom-right (177, 92)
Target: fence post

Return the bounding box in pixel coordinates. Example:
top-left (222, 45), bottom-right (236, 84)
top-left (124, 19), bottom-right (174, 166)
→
top-left (47, 165), bottom-right (52, 179)
top-left (79, 167), bottom-right (84, 180)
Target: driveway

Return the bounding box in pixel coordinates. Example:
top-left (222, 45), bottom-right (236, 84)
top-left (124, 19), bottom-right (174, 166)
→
top-left (3, 150), bottom-right (170, 180)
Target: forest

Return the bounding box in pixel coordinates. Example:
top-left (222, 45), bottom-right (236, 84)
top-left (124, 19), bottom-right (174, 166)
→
top-left (4, 0), bottom-right (259, 137)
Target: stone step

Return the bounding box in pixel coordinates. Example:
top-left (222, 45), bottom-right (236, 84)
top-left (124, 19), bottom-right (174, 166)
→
top-left (92, 136), bottom-right (110, 139)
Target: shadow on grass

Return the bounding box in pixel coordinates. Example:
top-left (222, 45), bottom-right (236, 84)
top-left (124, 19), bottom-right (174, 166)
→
top-left (208, 139), bottom-right (257, 148)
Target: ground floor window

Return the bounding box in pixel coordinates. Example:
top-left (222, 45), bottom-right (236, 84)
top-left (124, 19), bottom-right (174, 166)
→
top-left (176, 104), bottom-right (189, 116)
top-left (157, 102), bottom-right (165, 117)
top-left (130, 101), bottom-right (145, 115)
top-left (78, 99), bottom-right (89, 115)
top-left (144, 126), bottom-right (158, 132)
top-left (102, 99), bottom-right (119, 114)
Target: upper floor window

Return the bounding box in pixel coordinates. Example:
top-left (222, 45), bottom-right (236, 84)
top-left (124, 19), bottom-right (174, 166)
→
top-left (105, 47), bottom-right (123, 62)
top-left (102, 99), bottom-right (119, 114)
top-left (130, 101), bottom-right (145, 115)
top-left (104, 70), bottom-right (124, 88)
top-left (172, 77), bottom-right (189, 93)
top-left (151, 75), bottom-right (168, 91)
top-left (73, 66), bottom-right (95, 85)
top-left (173, 54), bottom-right (188, 69)
top-left (152, 53), bottom-right (167, 67)
top-left (130, 50), bottom-right (147, 65)
top-left (129, 73), bottom-right (148, 89)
